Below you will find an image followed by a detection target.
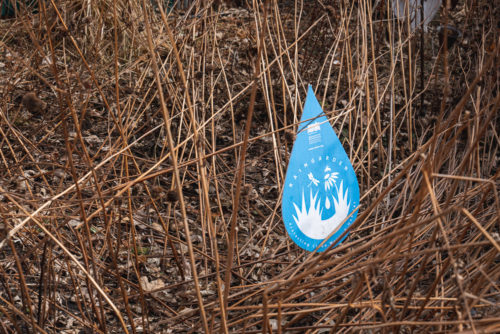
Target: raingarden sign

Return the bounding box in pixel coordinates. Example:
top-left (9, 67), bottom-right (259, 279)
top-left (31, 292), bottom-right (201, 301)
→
top-left (282, 86), bottom-right (360, 252)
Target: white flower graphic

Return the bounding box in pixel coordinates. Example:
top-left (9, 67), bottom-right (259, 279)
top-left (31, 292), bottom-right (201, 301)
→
top-left (324, 166), bottom-right (339, 191)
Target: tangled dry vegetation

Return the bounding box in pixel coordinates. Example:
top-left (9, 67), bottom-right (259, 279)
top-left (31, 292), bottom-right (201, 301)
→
top-left (0, 0), bottom-right (498, 332)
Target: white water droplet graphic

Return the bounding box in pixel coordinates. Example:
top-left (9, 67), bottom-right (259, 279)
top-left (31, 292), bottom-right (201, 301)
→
top-left (325, 196), bottom-right (331, 209)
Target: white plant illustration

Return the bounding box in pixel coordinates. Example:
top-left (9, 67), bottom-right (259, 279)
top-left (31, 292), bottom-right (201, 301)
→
top-left (324, 166), bottom-right (339, 191)
top-left (293, 181), bottom-right (351, 240)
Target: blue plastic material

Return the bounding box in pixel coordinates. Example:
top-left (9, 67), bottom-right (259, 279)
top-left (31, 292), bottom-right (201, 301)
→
top-left (282, 85), bottom-right (360, 252)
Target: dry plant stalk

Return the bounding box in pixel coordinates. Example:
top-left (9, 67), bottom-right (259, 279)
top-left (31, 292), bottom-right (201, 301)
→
top-left (0, 0), bottom-right (498, 333)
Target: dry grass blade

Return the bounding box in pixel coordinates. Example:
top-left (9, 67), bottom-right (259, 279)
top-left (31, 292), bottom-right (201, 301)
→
top-left (0, 0), bottom-right (498, 332)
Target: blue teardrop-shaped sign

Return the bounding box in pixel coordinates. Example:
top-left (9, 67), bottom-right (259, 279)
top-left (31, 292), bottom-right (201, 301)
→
top-left (282, 86), bottom-right (360, 252)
